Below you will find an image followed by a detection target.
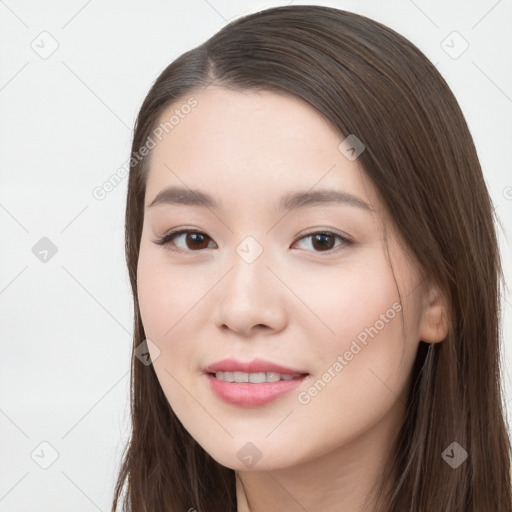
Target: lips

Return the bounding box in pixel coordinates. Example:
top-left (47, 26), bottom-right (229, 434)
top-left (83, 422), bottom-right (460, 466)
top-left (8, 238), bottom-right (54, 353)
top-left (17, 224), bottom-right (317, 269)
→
top-left (203, 357), bottom-right (309, 376)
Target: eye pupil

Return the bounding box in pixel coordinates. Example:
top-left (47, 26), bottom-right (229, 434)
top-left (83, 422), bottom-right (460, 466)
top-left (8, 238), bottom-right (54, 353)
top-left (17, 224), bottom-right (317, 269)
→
top-left (312, 233), bottom-right (335, 251)
top-left (187, 232), bottom-right (209, 249)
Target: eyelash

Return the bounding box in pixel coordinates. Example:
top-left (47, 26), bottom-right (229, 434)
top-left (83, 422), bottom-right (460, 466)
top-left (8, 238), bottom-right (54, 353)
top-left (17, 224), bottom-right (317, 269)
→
top-left (153, 228), bottom-right (352, 255)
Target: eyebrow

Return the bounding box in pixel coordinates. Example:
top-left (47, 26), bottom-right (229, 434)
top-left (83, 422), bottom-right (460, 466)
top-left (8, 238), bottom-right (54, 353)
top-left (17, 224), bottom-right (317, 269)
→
top-left (147, 186), bottom-right (373, 212)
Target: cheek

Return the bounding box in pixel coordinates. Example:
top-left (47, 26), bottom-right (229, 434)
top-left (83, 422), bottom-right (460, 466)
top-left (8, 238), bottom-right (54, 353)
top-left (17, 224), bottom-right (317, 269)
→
top-left (136, 248), bottom-right (200, 410)
top-left (293, 253), bottom-right (401, 346)
top-left (137, 250), bottom-right (168, 339)
top-left (293, 253), bottom-right (416, 401)
top-left (293, 255), bottom-right (419, 426)
top-left (136, 244), bottom-right (194, 339)
top-left (136, 245), bottom-right (209, 379)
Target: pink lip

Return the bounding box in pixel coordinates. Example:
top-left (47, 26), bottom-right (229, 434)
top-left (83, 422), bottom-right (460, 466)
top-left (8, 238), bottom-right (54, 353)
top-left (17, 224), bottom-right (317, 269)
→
top-left (205, 373), bottom-right (309, 407)
top-left (203, 358), bottom-right (310, 407)
top-left (203, 358), bottom-right (308, 375)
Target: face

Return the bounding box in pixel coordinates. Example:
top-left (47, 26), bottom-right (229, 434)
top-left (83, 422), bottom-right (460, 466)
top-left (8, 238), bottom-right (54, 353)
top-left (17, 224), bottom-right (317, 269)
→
top-left (136, 86), bottom-right (431, 471)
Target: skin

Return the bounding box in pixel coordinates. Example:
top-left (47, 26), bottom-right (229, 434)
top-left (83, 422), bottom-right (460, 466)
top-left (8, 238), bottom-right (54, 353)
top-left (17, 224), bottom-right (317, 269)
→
top-left (136, 86), bottom-right (449, 512)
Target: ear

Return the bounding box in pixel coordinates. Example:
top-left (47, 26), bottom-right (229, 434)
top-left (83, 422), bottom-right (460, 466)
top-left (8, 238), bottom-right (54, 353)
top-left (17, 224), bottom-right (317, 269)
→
top-left (418, 283), bottom-right (450, 343)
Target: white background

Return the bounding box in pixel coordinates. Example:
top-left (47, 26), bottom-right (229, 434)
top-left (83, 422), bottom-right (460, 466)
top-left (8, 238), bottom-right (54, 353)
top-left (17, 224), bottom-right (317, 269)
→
top-left (1, 1), bottom-right (511, 510)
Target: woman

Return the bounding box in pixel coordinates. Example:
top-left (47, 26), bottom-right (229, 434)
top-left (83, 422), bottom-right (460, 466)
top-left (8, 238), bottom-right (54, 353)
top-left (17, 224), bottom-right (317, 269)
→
top-left (112, 5), bottom-right (511, 511)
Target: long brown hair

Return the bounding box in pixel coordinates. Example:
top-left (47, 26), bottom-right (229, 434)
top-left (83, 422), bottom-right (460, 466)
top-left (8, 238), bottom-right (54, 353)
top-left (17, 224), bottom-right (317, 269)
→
top-left (113, 5), bottom-right (511, 511)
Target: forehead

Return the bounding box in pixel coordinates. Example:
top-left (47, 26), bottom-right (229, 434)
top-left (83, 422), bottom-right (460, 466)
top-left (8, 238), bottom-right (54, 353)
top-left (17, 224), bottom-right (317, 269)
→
top-left (145, 86), bottom-right (380, 213)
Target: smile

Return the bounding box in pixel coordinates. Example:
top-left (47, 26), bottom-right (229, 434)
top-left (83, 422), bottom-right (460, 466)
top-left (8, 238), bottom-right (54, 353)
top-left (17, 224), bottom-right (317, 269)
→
top-left (213, 371), bottom-right (304, 383)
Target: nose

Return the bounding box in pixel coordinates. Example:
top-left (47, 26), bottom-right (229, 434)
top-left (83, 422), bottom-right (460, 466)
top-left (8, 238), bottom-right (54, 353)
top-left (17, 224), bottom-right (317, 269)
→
top-left (215, 247), bottom-right (288, 337)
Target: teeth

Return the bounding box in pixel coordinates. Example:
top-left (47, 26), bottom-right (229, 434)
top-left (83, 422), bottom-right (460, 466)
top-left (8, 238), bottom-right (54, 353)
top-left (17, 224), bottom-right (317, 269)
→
top-left (214, 371), bottom-right (302, 383)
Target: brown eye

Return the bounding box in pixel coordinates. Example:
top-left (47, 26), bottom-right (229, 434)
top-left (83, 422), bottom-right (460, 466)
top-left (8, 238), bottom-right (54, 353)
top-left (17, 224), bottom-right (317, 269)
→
top-left (154, 230), bottom-right (216, 252)
top-left (311, 233), bottom-right (336, 251)
top-left (180, 232), bottom-right (211, 250)
top-left (154, 229), bottom-right (351, 255)
top-left (293, 231), bottom-right (351, 254)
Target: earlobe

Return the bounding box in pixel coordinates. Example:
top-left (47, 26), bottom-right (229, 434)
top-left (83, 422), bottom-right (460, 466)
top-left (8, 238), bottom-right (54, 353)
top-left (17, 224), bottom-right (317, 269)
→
top-left (418, 283), bottom-right (450, 344)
